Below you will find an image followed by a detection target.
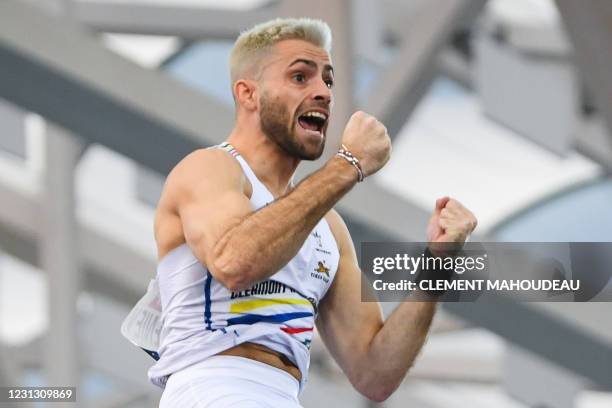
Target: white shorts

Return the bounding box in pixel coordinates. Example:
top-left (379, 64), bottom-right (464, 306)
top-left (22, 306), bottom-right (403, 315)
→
top-left (159, 356), bottom-right (303, 408)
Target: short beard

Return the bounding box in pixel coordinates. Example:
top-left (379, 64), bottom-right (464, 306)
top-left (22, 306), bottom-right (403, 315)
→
top-left (259, 92), bottom-right (324, 160)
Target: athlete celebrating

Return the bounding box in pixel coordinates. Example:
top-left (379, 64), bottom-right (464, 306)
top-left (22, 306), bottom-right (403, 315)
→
top-left (149, 18), bottom-right (477, 407)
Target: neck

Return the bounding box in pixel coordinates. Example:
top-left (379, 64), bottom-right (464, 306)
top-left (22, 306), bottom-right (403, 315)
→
top-left (226, 123), bottom-right (300, 197)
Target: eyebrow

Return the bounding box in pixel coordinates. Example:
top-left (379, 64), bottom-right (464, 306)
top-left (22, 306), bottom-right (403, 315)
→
top-left (288, 58), bottom-right (334, 74)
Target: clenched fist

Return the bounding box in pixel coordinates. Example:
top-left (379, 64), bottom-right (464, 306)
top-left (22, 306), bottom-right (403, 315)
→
top-left (340, 111), bottom-right (391, 178)
top-left (426, 197), bottom-right (477, 255)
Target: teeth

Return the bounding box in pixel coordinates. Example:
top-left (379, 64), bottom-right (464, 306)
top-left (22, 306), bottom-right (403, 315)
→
top-left (303, 111), bottom-right (327, 120)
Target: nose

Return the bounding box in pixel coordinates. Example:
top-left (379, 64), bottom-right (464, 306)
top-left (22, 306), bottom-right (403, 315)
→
top-left (313, 79), bottom-right (332, 106)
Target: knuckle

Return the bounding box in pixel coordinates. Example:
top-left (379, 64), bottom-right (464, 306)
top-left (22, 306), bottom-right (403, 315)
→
top-left (453, 202), bottom-right (465, 212)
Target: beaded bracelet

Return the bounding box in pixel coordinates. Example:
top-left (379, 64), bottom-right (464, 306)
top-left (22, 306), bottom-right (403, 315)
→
top-left (336, 144), bottom-right (364, 182)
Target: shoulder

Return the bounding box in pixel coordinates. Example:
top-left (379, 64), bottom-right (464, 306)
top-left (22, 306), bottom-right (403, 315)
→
top-left (170, 148), bottom-right (242, 184)
top-left (324, 209), bottom-right (346, 233)
top-left (166, 148), bottom-right (251, 197)
top-left (324, 209), bottom-right (355, 256)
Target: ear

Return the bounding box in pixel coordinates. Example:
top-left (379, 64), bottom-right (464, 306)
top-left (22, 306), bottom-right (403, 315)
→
top-left (233, 79), bottom-right (258, 111)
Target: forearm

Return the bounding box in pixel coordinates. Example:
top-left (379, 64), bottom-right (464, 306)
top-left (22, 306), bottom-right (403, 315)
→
top-left (358, 246), bottom-right (458, 395)
top-left (357, 300), bottom-right (437, 400)
top-left (211, 157), bottom-right (358, 290)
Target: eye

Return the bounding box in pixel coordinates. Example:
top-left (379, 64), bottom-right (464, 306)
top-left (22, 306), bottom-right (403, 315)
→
top-left (325, 79), bottom-right (334, 89)
top-left (293, 73), bottom-right (306, 83)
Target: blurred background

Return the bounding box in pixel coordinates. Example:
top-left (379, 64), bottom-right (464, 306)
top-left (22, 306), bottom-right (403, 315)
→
top-left (0, 0), bottom-right (611, 407)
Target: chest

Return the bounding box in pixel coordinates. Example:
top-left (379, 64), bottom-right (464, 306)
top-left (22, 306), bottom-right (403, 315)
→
top-left (250, 186), bottom-right (339, 304)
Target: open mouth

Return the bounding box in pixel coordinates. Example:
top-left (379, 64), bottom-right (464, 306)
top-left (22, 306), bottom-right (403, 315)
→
top-left (297, 111), bottom-right (328, 135)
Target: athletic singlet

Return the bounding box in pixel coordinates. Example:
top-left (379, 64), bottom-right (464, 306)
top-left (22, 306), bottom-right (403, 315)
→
top-left (148, 142), bottom-right (340, 392)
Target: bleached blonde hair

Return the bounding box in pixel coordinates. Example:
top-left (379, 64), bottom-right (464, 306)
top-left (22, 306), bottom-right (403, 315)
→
top-left (229, 18), bottom-right (332, 88)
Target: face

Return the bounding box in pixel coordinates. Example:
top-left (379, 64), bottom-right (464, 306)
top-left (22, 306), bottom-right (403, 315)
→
top-left (257, 39), bottom-right (334, 160)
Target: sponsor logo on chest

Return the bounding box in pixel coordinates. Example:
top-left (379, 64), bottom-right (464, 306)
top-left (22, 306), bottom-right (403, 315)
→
top-left (310, 230), bottom-right (332, 284)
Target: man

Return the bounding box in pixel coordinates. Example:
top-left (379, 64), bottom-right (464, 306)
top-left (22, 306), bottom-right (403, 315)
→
top-left (149, 18), bottom-right (477, 407)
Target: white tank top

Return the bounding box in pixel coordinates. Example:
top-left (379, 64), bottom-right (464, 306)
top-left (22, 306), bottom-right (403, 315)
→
top-left (148, 143), bottom-right (340, 392)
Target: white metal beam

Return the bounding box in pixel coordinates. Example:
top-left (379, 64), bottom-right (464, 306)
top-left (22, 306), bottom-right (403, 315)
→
top-left (437, 48), bottom-right (473, 89)
top-left (556, 0), bottom-right (612, 138)
top-left (0, 344), bottom-right (17, 387)
top-left (364, 0), bottom-right (487, 138)
top-left (0, 99), bottom-right (26, 157)
top-left (574, 116), bottom-right (612, 171)
top-left (0, 161), bottom-right (154, 301)
top-left (504, 344), bottom-right (586, 408)
top-left (10, 299), bottom-right (160, 406)
top-left (341, 183), bottom-right (430, 241)
top-left (0, 0), bottom-right (232, 175)
top-left (352, 0), bottom-right (385, 64)
top-left (41, 124), bottom-right (83, 390)
top-left (71, 0), bottom-right (278, 40)
top-left (444, 299), bottom-right (612, 389)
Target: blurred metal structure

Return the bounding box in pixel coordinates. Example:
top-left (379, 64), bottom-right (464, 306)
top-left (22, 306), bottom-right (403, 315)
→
top-left (555, 0), bottom-right (612, 169)
top-left (0, 0), bottom-right (230, 175)
top-left (0, 0), bottom-right (611, 407)
top-left (41, 124), bottom-right (84, 396)
top-left (365, 0), bottom-right (487, 138)
top-left (446, 300), bottom-right (612, 387)
top-left (72, 0), bottom-right (279, 40)
top-left (0, 100), bottom-right (26, 157)
top-left (0, 0), bottom-right (434, 243)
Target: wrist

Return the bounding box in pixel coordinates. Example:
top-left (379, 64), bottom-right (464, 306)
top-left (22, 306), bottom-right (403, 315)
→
top-left (415, 247), bottom-right (454, 299)
top-left (336, 145), bottom-right (364, 182)
top-left (329, 155), bottom-right (360, 184)
top-left (428, 242), bottom-right (462, 257)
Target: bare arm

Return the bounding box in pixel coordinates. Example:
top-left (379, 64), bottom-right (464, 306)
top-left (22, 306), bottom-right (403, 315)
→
top-left (174, 148), bottom-right (359, 291)
top-left (316, 200), bottom-right (477, 401)
top-left (210, 155), bottom-right (359, 290)
top-left (173, 111), bottom-right (392, 291)
top-left (316, 210), bottom-right (436, 402)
